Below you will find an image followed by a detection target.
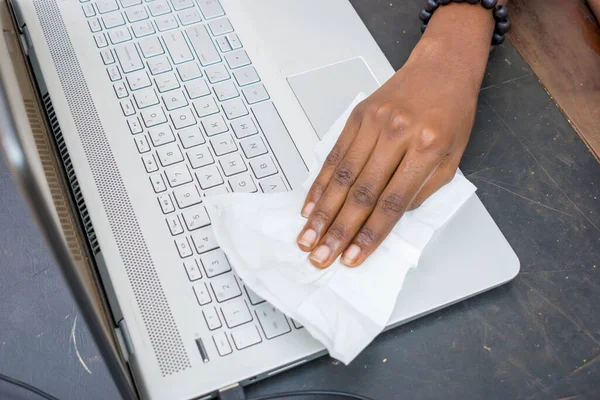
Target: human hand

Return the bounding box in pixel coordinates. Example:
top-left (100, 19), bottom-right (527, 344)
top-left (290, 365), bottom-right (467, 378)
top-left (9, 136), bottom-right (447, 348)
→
top-left (296, 33), bottom-right (487, 269)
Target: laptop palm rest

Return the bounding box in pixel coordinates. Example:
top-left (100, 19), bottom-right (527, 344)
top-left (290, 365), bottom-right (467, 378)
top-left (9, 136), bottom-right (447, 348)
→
top-left (287, 57), bottom-right (380, 139)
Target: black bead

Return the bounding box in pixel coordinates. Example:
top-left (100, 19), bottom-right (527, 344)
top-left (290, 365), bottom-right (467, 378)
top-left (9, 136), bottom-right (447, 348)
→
top-left (492, 32), bottom-right (505, 45)
top-left (466, 0), bottom-right (480, 4)
top-left (438, 0), bottom-right (451, 5)
top-left (493, 5), bottom-right (509, 20)
top-left (481, 0), bottom-right (497, 9)
top-left (424, 0), bottom-right (439, 12)
top-left (495, 18), bottom-right (511, 34)
top-left (421, 23), bottom-right (428, 33)
top-left (419, 9), bottom-right (432, 22)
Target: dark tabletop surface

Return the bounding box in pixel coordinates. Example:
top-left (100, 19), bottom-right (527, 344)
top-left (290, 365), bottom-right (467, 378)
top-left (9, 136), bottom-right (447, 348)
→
top-left (1, 1), bottom-right (600, 399)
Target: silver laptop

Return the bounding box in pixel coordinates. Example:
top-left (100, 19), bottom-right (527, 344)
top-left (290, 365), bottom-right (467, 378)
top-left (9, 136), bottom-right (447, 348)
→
top-left (0, 0), bottom-right (520, 399)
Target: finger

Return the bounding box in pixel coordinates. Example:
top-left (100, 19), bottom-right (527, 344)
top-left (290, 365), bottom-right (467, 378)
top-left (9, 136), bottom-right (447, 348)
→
top-left (307, 118), bottom-right (411, 268)
top-left (406, 154), bottom-right (459, 211)
top-left (298, 110), bottom-right (382, 253)
top-left (301, 106), bottom-right (363, 217)
top-left (342, 147), bottom-right (444, 267)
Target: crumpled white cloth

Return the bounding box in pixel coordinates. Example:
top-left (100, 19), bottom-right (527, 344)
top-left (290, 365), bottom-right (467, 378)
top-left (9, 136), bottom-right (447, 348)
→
top-left (204, 93), bottom-right (476, 364)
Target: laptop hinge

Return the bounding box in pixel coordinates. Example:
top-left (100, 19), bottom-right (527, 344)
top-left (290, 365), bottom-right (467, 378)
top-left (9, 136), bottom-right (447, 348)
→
top-left (116, 319), bottom-right (135, 363)
top-left (7, 0), bottom-right (25, 33)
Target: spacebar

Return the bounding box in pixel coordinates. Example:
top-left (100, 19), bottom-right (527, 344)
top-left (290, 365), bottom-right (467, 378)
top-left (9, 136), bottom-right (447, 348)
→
top-left (252, 102), bottom-right (307, 189)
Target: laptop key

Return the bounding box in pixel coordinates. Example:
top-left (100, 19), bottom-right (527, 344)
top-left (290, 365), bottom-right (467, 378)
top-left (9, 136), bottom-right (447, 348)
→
top-left (175, 236), bottom-right (193, 258)
top-left (196, 164), bottom-right (224, 189)
top-left (147, 0), bottom-right (171, 16)
top-left (244, 286), bottom-right (265, 305)
top-left (96, 0), bottom-right (119, 14)
top-left (156, 14), bottom-right (180, 32)
top-left (156, 142), bottom-right (184, 166)
top-left (158, 193), bottom-right (176, 213)
top-left (89, 18), bottom-right (102, 32)
top-left (233, 66), bottom-right (259, 87)
top-left (131, 20), bottom-right (155, 37)
top-left (205, 64), bottom-right (230, 84)
top-left (187, 146), bottom-right (213, 169)
top-left (197, 0), bottom-right (225, 19)
top-left (127, 116), bottom-right (143, 134)
top-left (149, 125), bottom-right (176, 146)
top-left (171, 0), bottom-right (194, 11)
top-left (177, 62), bottom-right (202, 81)
top-left (121, 99), bottom-right (135, 116)
top-left (242, 83), bottom-right (270, 105)
top-left (163, 90), bottom-right (188, 111)
top-left (109, 26), bottom-right (135, 45)
top-left (100, 48), bottom-right (115, 64)
top-left (170, 108), bottom-right (197, 130)
top-left (219, 153), bottom-right (247, 176)
top-left (224, 50), bottom-right (250, 69)
top-left (226, 33), bottom-right (242, 50)
top-left (139, 36), bottom-right (164, 58)
top-left (186, 25), bottom-right (221, 66)
top-left (179, 126), bottom-right (205, 148)
top-left (126, 71), bottom-right (151, 90)
top-left (120, 0), bottom-right (142, 7)
top-left (142, 153), bottom-right (159, 173)
top-left (259, 175), bottom-right (287, 194)
top-left (163, 31), bottom-right (194, 64)
top-left (147, 56), bottom-right (172, 75)
top-left (213, 81), bottom-right (239, 101)
top-left (134, 135), bottom-right (151, 153)
top-left (250, 156), bottom-right (277, 179)
top-left (190, 226), bottom-right (218, 253)
top-left (124, 5), bottom-right (148, 22)
top-left (155, 72), bottom-right (181, 93)
top-left (228, 173), bottom-right (257, 193)
top-left (193, 282), bottom-right (212, 305)
top-left (186, 79), bottom-right (211, 99)
top-left (94, 33), bottom-right (108, 48)
top-left (231, 325), bottom-right (262, 350)
top-left (115, 43), bottom-right (143, 73)
top-left (210, 134), bottom-right (237, 156)
top-left (204, 307), bottom-right (222, 330)
top-left (201, 249), bottom-right (231, 278)
top-left (141, 106), bottom-right (168, 127)
top-left (181, 204), bottom-right (210, 230)
top-left (213, 332), bottom-right (232, 356)
top-left (208, 18), bottom-right (233, 36)
top-left (240, 136), bottom-right (267, 159)
top-left (222, 98), bottom-right (248, 120)
top-left (106, 65), bottom-right (122, 81)
top-left (166, 214), bottom-right (184, 235)
top-left (164, 163), bottom-right (193, 186)
top-left (201, 115), bottom-right (229, 137)
top-left (220, 298), bottom-right (250, 326)
top-left (178, 8), bottom-right (202, 26)
top-left (133, 87), bottom-right (159, 108)
top-left (150, 173), bottom-right (167, 193)
top-left (231, 116), bottom-right (258, 139)
top-left (215, 36), bottom-right (231, 53)
top-left (255, 303), bottom-right (291, 339)
top-left (102, 12), bottom-right (125, 28)
top-left (173, 184), bottom-right (202, 208)
top-left (183, 258), bottom-right (202, 280)
top-left (82, 3), bottom-right (96, 17)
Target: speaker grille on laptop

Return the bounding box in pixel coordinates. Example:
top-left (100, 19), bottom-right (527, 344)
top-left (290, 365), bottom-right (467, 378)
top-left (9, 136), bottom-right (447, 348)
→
top-left (33, 0), bottom-right (191, 376)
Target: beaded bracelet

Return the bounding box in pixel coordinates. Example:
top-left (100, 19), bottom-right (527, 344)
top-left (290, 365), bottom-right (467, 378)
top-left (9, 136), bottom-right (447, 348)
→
top-left (419, 0), bottom-right (511, 48)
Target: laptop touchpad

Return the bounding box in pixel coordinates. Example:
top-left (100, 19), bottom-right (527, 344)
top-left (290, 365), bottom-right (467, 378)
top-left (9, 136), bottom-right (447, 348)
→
top-left (287, 57), bottom-right (380, 139)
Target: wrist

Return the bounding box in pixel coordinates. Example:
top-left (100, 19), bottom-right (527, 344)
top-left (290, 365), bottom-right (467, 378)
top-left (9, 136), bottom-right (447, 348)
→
top-left (409, 2), bottom-right (505, 93)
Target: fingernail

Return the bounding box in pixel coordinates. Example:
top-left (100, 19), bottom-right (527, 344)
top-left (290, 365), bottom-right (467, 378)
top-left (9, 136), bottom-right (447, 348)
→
top-left (301, 202), bottom-right (315, 218)
top-left (298, 229), bottom-right (317, 248)
top-left (309, 245), bottom-right (331, 264)
top-left (342, 244), bottom-right (361, 266)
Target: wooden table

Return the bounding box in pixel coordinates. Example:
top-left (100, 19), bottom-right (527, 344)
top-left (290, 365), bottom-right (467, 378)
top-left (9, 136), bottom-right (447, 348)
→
top-left (1, 1), bottom-right (599, 399)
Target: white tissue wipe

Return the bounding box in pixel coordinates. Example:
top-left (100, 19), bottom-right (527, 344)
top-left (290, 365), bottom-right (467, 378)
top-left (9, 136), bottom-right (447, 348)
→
top-left (204, 93), bottom-right (476, 364)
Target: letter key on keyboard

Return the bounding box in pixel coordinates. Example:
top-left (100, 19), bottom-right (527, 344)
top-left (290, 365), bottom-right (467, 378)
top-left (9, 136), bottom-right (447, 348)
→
top-left (255, 303), bottom-right (291, 339)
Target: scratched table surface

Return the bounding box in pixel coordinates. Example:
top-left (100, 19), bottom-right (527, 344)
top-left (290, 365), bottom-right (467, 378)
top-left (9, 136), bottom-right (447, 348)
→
top-left (1, 1), bottom-right (600, 399)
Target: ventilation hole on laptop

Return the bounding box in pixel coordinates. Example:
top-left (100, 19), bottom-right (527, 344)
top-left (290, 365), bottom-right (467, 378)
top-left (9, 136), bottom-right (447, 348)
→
top-left (34, 0), bottom-right (191, 375)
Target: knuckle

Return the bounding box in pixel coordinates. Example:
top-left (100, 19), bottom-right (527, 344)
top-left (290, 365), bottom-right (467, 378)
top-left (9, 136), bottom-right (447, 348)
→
top-left (374, 102), bottom-right (394, 119)
top-left (311, 209), bottom-right (330, 225)
top-left (326, 224), bottom-right (346, 242)
top-left (355, 227), bottom-right (377, 248)
top-left (416, 128), bottom-right (444, 153)
top-left (350, 183), bottom-right (377, 208)
top-left (333, 165), bottom-right (355, 188)
top-left (378, 192), bottom-right (406, 216)
top-left (324, 149), bottom-right (343, 168)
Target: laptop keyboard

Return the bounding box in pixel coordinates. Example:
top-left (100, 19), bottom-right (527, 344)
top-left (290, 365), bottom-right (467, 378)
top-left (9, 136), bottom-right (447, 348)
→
top-left (79, 0), bottom-right (303, 357)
